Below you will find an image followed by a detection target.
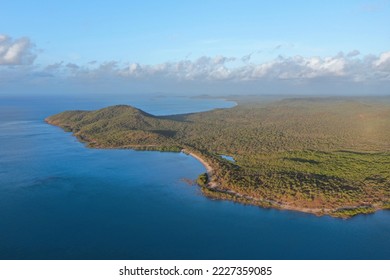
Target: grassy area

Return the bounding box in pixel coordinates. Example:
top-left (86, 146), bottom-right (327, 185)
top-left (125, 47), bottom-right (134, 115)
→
top-left (46, 96), bottom-right (390, 217)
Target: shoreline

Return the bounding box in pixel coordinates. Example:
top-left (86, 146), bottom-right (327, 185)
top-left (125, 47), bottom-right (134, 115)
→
top-left (182, 149), bottom-right (213, 176)
top-left (182, 149), bottom-right (383, 218)
top-left (182, 149), bottom-right (324, 215)
top-left (182, 149), bottom-right (219, 189)
top-left (46, 119), bottom-right (387, 219)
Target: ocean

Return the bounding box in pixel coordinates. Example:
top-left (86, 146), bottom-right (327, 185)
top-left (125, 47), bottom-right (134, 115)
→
top-left (0, 95), bottom-right (389, 259)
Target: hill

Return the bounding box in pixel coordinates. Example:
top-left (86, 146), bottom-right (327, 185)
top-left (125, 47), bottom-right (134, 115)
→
top-left (47, 105), bottom-right (181, 150)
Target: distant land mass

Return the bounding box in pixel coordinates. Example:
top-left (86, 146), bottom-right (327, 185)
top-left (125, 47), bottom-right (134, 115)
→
top-left (46, 96), bottom-right (390, 218)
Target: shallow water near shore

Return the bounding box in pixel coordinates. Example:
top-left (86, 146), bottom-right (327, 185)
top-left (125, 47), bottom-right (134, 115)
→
top-left (0, 95), bottom-right (389, 259)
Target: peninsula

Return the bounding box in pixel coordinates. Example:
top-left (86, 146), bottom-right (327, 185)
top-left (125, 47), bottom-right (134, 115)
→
top-left (45, 96), bottom-right (390, 218)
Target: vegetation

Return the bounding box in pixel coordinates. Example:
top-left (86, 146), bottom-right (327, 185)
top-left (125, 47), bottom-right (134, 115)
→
top-left (332, 206), bottom-right (376, 218)
top-left (196, 173), bottom-right (208, 188)
top-left (46, 96), bottom-right (390, 218)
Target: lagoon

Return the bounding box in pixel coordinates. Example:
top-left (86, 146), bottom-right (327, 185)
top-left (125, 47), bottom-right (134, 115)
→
top-left (220, 155), bottom-right (235, 163)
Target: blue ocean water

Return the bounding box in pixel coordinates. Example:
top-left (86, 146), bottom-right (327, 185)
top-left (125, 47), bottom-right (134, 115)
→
top-left (0, 95), bottom-right (389, 260)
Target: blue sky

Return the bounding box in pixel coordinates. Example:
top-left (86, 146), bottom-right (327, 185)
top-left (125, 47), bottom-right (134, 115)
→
top-left (1, 0), bottom-right (390, 95)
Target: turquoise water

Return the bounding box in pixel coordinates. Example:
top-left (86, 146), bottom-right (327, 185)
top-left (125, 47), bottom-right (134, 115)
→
top-left (0, 95), bottom-right (389, 260)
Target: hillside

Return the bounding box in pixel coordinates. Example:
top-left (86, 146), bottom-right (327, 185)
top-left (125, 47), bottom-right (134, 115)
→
top-left (47, 105), bottom-right (182, 150)
top-left (45, 97), bottom-right (390, 218)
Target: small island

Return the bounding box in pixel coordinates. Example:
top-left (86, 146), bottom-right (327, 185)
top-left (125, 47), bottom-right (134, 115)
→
top-left (45, 96), bottom-right (390, 218)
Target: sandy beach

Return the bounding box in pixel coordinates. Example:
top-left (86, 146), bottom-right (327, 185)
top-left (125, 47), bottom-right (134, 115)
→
top-left (182, 149), bottom-right (218, 188)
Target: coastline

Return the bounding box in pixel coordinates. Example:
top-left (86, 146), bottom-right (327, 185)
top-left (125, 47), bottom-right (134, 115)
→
top-left (182, 149), bottom-right (383, 218)
top-left (46, 109), bottom-right (388, 219)
top-left (183, 149), bottom-right (323, 215)
top-left (182, 149), bottom-right (213, 177)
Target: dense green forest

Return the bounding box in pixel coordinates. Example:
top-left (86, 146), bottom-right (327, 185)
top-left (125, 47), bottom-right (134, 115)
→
top-left (46, 96), bottom-right (390, 218)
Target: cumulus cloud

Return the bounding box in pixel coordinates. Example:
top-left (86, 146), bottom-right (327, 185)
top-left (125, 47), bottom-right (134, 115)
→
top-left (29, 51), bottom-right (390, 86)
top-left (373, 51), bottom-right (390, 69)
top-left (3, 47), bottom-right (389, 95)
top-left (0, 34), bottom-right (36, 65)
top-left (244, 55), bottom-right (348, 79)
top-left (116, 55), bottom-right (236, 81)
top-left (115, 52), bottom-right (388, 83)
top-left (1, 33), bottom-right (388, 90)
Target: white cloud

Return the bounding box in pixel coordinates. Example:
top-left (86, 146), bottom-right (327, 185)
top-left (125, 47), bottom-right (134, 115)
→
top-left (307, 56), bottom-right (346, 77)
top-left (373, 51), bottom-right (390, 70)
top-left (29, 50), bottom-right (390, 87)
top-left (0, 34), bottom-right (36, 65)
top-left (44, 51), bottom-right (390, 84)
top-left (2, 42), bottom-right (389, 96)
top-left (0, 33), bottom-right (388, 87)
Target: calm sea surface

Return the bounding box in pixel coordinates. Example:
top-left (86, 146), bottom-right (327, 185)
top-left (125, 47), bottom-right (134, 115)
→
top-left (0, 95), bottom-right (389, 260)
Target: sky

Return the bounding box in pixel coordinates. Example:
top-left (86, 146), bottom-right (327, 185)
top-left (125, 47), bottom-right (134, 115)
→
top-left (1, 0), bottom-right (390, 96)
